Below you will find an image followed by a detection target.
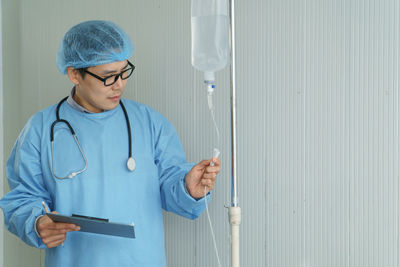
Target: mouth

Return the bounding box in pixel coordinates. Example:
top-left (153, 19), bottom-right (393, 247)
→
top-left (109, 95), bottom-right (121, 101)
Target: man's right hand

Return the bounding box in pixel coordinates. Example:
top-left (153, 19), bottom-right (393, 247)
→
top-left (36, 211), bottom-right (80, 248)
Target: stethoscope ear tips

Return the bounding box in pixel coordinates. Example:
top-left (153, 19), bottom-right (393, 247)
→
top-left (127, 157), bottom-right (136, 171)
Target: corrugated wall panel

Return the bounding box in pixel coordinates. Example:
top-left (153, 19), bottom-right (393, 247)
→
top-left (261, 1), bottom-right (305, 266)
top-left (304, 1), bottom-right (349, 266)
top-left (2, 0), bottom-right (400, 267)
top-left (348, 1), bottom-right (400, 267)
top-left (237, 0), bottom-right (268, 267)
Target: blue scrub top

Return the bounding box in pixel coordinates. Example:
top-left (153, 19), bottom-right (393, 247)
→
top-left (0, 98), bottom-right (209, 267)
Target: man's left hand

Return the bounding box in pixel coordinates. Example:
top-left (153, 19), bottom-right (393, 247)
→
top-left (185, 158), bottom-right (221, 199)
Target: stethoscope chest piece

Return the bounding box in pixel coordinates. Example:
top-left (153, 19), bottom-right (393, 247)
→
top-left (127, 157), bottom-right (136, 171)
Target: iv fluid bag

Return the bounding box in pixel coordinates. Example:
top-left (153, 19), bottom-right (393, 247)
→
top-left (191, 0), bottom-right (229, 79)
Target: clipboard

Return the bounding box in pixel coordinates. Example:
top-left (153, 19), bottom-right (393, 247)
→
top-left (46, 213), bottom-right (135, 239)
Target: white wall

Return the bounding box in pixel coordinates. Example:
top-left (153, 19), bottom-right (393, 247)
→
top-left (2, 0), bottom-right (400, 267)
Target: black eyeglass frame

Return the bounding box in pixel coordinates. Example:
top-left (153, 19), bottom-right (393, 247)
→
top-left (83, 60), bottom-right (135, 86)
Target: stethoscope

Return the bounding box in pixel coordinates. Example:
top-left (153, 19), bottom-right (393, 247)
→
top-left (50, 96), bottom-right (136, 179)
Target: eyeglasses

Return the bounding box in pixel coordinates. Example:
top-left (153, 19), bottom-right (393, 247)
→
top-left (83, 61), bottom-right (135, 86)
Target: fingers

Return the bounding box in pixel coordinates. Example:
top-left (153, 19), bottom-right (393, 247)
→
top-left (196, 160), bottom-right (211, 169)
top-left (39, 227), bottom-right (67, 238)
top-left (47, 240), bottom-right (65, 248)
top-left (204, 161), bottom-right (220, 179)
top-left (205, 165), bottom-right (220, 173)
top-left (199, 166), bottom-right (218, 189)
top-left (201, 178), bottom-right (215, 190)
top-left (47, 222), bottom-right (79, 231)
top-left (42, 233), bottom-right (66, 248)
top-left (210, 157), bottom-right (221, 166)
top-left (202, 172), bottom-right (217, 180)
top-left (200, 158), bottom-right (220, 190)
top-left (39, 225), bottom-right (77, 238)
top-left (37, 214), bottom-right (80, 248)
top-left (195, 161), bottom-right (220, 172)
top-left (194, 158), bottom-right (221, 171)
top-left (38, 216), bottom-right (79, 233)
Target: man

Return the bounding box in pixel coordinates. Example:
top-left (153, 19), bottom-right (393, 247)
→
top-left (0, 20), bottom-right (220, 267)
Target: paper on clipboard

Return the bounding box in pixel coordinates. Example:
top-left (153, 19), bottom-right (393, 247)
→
top-left (46, 213), bottom-right (135, 239)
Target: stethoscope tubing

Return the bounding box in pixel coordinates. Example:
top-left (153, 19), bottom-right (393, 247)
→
top-left (119, 100), bottom-right (132, 159)
top-left (50, 96), bottom-right (133, 179)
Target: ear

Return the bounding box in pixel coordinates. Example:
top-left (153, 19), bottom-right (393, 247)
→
top-left (66, 67), bottom-right (81, 85)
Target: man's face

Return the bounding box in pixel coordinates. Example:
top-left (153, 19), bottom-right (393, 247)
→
top-left (73, 60), bottom-right (129, 113)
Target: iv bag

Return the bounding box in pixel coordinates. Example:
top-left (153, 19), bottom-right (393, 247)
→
top-left (191, 0), bottom-right (229, 82)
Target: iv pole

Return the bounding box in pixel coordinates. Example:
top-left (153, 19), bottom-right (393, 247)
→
top-left (228, 0), bottom-right (241, 266)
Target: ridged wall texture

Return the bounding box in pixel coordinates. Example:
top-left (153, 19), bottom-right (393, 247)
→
top-left (1, 0), bottom-right (400, 267)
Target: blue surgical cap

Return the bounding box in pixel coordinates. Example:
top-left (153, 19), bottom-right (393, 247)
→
top-left (57, 20), bottom-right (134, 74)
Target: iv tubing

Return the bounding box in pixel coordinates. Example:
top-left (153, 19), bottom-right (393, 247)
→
top-left (205, 83), bottom-right (222, 267)
top-left (207, 84), bottom-right (220, 143)
top-left (205, 187), bottom-right (222, 267)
